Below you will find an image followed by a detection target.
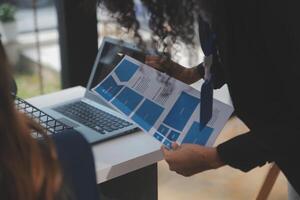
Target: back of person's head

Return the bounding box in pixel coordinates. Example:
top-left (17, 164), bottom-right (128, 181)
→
top-left (0, 40), bottom-right (62, 200)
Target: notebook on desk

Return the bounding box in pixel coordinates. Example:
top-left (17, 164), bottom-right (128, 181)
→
top-left (41, 37), bottom-right (147, 144)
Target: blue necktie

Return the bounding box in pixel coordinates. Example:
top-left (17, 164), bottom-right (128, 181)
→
top-left (199, 22), bottom-right (216, 130)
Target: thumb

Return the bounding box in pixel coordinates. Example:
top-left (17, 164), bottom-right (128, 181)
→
top-left (161, 145), bottom-right (172, 158)
top-left (172, 142), bottom-right (180, 150)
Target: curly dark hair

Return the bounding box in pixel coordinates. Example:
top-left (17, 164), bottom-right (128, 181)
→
top-left (97, 0), bottom-right (213, 52)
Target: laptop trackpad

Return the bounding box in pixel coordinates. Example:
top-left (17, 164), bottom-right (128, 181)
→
top-left (58, 118), bottom-right (80, 128)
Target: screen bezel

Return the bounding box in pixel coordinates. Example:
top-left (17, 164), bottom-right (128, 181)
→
top-left (84, 37), bottom-right (144, 108)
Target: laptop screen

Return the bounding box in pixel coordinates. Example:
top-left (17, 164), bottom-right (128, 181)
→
top-left (87, 38), bottom-right (146, 91)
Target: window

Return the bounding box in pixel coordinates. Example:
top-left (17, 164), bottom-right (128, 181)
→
top-left (0, 0), bottom-right (61, 98)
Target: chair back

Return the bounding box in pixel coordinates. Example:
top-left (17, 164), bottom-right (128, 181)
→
top-left (53, 130), bottom-right (99, 200)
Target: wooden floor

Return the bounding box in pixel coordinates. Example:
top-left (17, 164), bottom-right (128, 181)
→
top-left (158, 117), bottom-right (288, 200)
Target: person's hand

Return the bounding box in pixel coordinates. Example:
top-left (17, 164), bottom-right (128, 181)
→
top-left (161, 143), bottom-right (224, 177)
top-left (145, 55), bottom-right (175, 73)
top-left (145, 55), bottom-right (202, 84)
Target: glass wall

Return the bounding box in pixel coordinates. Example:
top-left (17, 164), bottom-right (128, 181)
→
top-left (0, 0), bottom-right (60, 98)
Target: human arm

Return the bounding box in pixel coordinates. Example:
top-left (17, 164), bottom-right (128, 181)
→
top-left (145, 55), bottom-right (204, 84)
top-left (162, 117), bottom-right (300, 176)
top-left (161, 143), bottom-right (225, 177)
top-left (216, 116), bottom-right (300, 172)
top-left (145, 54), bottom-right (226, 87)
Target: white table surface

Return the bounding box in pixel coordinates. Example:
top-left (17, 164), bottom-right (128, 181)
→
top-left (27, 86), bottom-right (163, 184)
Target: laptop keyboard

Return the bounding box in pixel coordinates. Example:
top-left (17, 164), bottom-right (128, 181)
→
top-left (54, 101), bottom-right (133, 134)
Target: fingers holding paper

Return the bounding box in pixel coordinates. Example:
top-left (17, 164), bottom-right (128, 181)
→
top-left (145, 55), bottom-right (169, 72)
top-left (161, 143), bottom-right (224, 177)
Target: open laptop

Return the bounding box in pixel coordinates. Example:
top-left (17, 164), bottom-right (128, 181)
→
top-left (42, 37), bottom-right (147, 144)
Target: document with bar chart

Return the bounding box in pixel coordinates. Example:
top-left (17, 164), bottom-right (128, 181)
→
top-left (92, 55), bottom-right (233, 149)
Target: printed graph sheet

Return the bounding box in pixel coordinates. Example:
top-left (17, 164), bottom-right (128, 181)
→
top-left (93, 56), bottom-right (233, 148)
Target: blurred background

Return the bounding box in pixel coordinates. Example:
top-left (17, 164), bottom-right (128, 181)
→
top-left (0, 0), bottom-right (288, 199)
